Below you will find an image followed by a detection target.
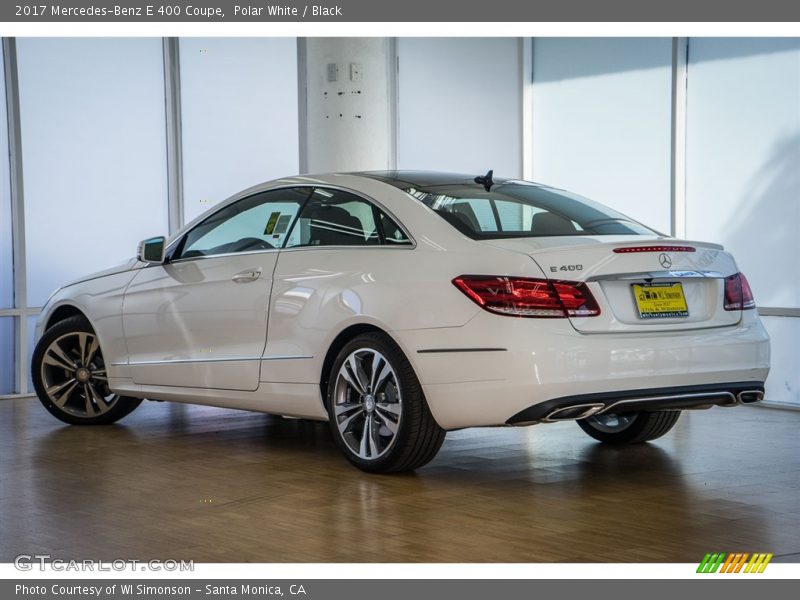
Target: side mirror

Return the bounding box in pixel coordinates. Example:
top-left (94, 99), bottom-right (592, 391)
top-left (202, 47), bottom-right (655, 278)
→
top-left (137, 236), bottom-right (166, 264)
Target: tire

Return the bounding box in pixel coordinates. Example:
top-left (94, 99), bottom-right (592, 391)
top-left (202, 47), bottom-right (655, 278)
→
top-left (577, 410), bottom-right (681, 444)
top-left (326, 332), bottom-right (445, 473)
top-left (32, 315), bottom-right (142, 425)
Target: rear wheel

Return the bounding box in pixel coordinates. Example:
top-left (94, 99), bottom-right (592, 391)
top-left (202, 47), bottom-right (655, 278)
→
top-left (577, 410), bottom-right (681, 444)
top-left (32, 315), bottom-right (142, 425)
top-left (326, 332), bottom-right (445, 473)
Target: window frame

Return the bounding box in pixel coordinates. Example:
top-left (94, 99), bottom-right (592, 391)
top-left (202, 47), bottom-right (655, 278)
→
top-left (280, 186), bottom-right (416, 251)
top-left (165, 184), bottom-right (416, 265)
top-left (402, 183), bottom-right (659, 240)
top-left (168, 186), bottom-right (313, 263)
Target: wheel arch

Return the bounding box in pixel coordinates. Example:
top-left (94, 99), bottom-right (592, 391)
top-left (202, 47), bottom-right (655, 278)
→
top-left (44, 304), bottom-right (89, 332)
top-left (319, 323), bottom-right (400, 407)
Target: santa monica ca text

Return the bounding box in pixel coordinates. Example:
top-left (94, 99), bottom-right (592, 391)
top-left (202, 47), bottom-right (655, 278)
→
top-left (16, 584), bottom-right (307, 596)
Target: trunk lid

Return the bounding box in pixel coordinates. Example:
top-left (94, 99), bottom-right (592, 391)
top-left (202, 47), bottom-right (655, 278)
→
top-left (482, 236), bottom-right (741, 332)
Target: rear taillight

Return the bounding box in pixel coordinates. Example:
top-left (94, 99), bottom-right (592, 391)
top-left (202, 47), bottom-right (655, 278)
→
top-left (724, 272), bottom-right (756, 311)
top-left (452, 275), bottom-right (601, 318)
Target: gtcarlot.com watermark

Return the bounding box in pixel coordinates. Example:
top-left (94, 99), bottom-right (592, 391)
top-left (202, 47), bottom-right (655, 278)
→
top-left (14, 554), bottom-right (194, 572)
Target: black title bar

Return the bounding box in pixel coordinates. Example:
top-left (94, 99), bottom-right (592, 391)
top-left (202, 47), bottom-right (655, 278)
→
top-left (4, 0), bottom-right (800, 22)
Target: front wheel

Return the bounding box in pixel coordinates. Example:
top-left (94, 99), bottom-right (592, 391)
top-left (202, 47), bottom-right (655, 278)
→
top-left (577, 410), bottom-right (681, 444)
top-left (326, 332), bottom-right (445, 473)
top-left (32, 315), bottom-right (142, 425)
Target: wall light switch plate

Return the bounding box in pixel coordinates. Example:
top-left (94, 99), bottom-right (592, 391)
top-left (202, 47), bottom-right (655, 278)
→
top-left (327, 63), bottom-right (338, 82)
top-left (350, 63), bottom-right (362, 81)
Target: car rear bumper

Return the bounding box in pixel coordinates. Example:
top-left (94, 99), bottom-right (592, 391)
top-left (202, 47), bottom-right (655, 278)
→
top-left (505, 381), bottom-right (765, 425)
top-left (394, 311), bottom-right (771, 430)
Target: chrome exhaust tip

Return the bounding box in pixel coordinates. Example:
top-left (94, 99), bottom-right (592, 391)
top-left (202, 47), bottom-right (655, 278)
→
top-left (737, 390), bottom-right (765, 404)
top-left (543, 403), bottom-right (605, 423)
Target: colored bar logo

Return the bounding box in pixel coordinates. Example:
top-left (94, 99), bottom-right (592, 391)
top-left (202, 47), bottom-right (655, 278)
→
top-left (697, 552), bottom-right (773, 573)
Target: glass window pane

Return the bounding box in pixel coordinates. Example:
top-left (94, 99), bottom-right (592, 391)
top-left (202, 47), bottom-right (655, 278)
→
top-left (180, 38), bottom-right (299, 223)
top-left (461, 199), bottom-right (498, 231)
top-left (686, 38), bottom-right (800, 309)
top-left (0, 42), bottom-right (12, 310)
top-left (0, 317), bottom-right (15, 394)
top-left (179, 188), bottom-right (310, 258)
top-left (496, 200), bottom-right (525, 231)
top-left (761, 316), bottom-right (800, 407)
top-left (378, 212), bottom-right (412, 245)
top-left (401, 183), bottom-right (654, 239)
top-left (398, 38), bottom-right (521, 176)
top-left (531, 38), bottom-right (673, 234)
top-left (18, 39), bottom-right (169, 307)
top-left (286, 189), bottom-right (379, 248)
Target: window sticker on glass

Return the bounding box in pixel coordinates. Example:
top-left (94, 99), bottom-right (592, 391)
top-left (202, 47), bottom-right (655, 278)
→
top-left (273, 214), bottom-right (292, 235)
top-left (264, 212), bottom-right (281, 235)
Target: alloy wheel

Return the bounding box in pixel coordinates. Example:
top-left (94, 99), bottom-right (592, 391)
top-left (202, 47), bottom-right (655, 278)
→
top-left (332, 348), bottom-right (402, 461)
top-left (39, 331), bottom-right (118, 418)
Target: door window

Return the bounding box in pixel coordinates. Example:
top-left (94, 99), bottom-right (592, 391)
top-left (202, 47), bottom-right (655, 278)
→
top-left (285, 188), bottom-right (397, 248)
top-left (176, 187), bottom-right (312, 259)
top-left (378, 211), bottom-right (413, 245)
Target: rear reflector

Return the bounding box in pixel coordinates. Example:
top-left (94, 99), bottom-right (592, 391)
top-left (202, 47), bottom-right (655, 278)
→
top-left (724, 272), bottom-right (756, 311)
top-left (452, 275), bottom-right (601, 318)
top-left (613, 245), bottom-right (696, 253)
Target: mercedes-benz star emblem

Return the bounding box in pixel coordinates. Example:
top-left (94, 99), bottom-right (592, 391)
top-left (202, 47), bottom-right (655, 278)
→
top-left (659, 253), bottom-right (672, 269)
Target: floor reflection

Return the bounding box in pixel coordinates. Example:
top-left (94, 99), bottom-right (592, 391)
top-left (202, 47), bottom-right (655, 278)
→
top-left (1, 397), bottom-right (798, 563)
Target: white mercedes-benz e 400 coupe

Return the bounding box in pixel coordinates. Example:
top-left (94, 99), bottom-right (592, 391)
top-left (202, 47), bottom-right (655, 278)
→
top-left (32, 171), bottom-right (770, 472)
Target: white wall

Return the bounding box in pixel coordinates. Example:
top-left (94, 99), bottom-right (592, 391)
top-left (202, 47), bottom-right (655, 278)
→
top-left (685, 38), bottom-right (800, 406)
top-left (180, 38), bottom-right (299, 223)
top-left (398, 38), bottom-right (521, 178)
top-left (304, 37), bottom-right (394, 173)
top-left (17, 38), bottom-right (169, 308)
top-left (531, 38), bottom-right (674, 234)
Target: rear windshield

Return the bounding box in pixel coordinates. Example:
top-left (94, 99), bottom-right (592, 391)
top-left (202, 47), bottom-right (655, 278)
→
top-left (402, 182), bottom-right (657, 239)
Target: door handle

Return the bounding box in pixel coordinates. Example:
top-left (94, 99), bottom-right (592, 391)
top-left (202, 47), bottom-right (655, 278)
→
top-left (231, 268), bottom-right (262, 283)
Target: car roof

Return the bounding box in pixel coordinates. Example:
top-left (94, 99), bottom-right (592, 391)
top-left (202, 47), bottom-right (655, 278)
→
top-left (352, 170), bottom-right (516, 189)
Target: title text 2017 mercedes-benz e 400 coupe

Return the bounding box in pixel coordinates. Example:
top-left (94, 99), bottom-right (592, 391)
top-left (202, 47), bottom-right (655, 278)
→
top-left (32, 171), bottom-right (770, 472)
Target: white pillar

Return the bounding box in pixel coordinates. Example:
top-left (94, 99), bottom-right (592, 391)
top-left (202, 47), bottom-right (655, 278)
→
top-left (301, 38), bottom-right (396, 173)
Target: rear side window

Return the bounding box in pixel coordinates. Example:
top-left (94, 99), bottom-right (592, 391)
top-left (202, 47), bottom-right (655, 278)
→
top-left (285, 188), bottom-right (411, 248)
top-left (379, 212), bottom-right (413, 245)
top-left (403, 183), bottom-right (656, 239)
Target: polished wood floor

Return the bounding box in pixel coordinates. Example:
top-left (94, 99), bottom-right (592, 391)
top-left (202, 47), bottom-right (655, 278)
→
top-left (1, 397), bottom-right (799, 563)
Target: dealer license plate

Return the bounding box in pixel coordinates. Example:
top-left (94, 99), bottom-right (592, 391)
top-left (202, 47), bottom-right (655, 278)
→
top-left (632, 282), bottom-right (689, 319)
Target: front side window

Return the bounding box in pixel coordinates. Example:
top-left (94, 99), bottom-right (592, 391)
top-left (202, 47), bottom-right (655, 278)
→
top-left (285, 188), bottom-right (409, 248)
top-left (176, 187), bottom-right (312, 259)
top-left (403, 183), bottom-right (656, 239)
